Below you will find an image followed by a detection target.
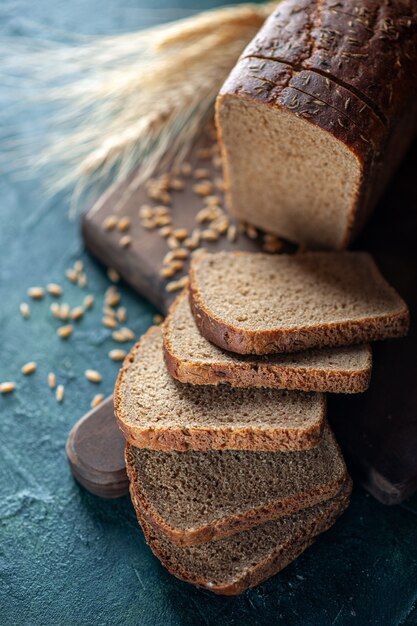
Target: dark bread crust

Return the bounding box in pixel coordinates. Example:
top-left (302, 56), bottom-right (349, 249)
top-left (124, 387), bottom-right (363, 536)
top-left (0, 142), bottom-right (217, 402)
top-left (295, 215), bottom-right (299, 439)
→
top-left (163, 289), bottom-right (372, 393)
top-left (114, 326), bottom-right (326, 451)
top-left (130, 479), bottom-right (352, 595)
top-left (216, 0), bottom-right (417, 248)
top-left (189, 251), bottom-right (410, 356)
top-left (124, 429), bottom-right (348, 546)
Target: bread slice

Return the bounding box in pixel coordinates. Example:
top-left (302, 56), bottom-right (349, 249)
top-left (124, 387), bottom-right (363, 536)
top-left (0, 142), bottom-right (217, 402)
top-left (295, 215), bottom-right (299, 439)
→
top-left (189, 251), bottom-right (409, 355)
top-left (114, 326), bottom-right (326, 452)
top-left (130, 478), bottom-right (352, 595)
top-left (163, 289), bottom-right (372, 393)
top-left (125, 424), bottom-right (347, 546)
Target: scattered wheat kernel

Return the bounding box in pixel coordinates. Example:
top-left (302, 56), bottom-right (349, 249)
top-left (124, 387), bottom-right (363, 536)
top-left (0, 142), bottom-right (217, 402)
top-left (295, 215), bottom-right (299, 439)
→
top-left (71, 306), bottom-right (84, 321)
top-left (165, 276), bottom-right (188, 293)
top-left (20, 302), bottom-right (30, 318)
top-left (119, 235), bottom-right (132, 248)
top-left (56, 384), bottom-right (64, 402)
top-left (48, 372), bottom-right (57, 389)
top-left (112, 330), bottom-right (126, 342)
top-left (181, 162), bottom-right (192, 176)
top-left (116, 307), bottom-right (127, 323)
top-left (142, 219), bottom-right (157, 230)
top-left (0, 382), bottom-right (16, 394)
top-left (57, 324), bottom-right (73, 339)
top-left (60, 303), bottom-right (70, 320)
top-left (154, 216), bottom-right (172, 227)
top-left (65, 269), bottom-right (78, 283)
top-left (160, 266), bottom-right (175, 279)
top-left (246, 225), bottom-right (258, 239)
top-left (153, 314), bottom-right (164, 325)
top-left (201, 229), bottom-right (219, 241)
top-left (196, 208), bottom-right (212, 223)
top-left (103, 215), bottom-right (118, 231)
top-left (74, 260), bottom-right (84, 274)
top-left (170, 178), bottom-right (185, 190)
top-left (105, 291), bottom-right (121, 307)
top-left (119, 327), bottom-right (135, 340)
top-left (173, 228), bottom-right (188, 241)
top-left (159, 226), bottom-right (172, 238)
top-left (173, 248), bottom-right (188, 260)
top-left (154, 206), bottom-right (169, 217)
top-left (103, 306), bottom-right (116, 318)
top-left (139, 205), bottom-right (153, 219)
top-left (102, 316), bottom-right (118, 329)
top-left (109, 349), bottom-right (127, 361)
top-left (107, 268), bottom-right (120, 283)
top-left (163, 251), bottom-right (176, 265)
top-left (184, 237), bottom-right (199, 250)
top-left (194, 168), bottom-right (210, 179)
top-left (91, 394), bottom-right (104, 408)
top-left (193, 181), bottom-right (214, 196)
top-left (170, 260), bottom-right (184, 272)
top-left (85, 369), bottom-right (102, 383)
top-left (46, 283), bottom-right (63, 297)
top-left (204, 194), bottom-right (221, 204)
top-left (50, 302), bottom-right (61, 318)
top-left (227, 224), bottom-right (237, 242)
top-left (83, 294), bottom-right (94, 309)
top-left (118, 216), bottom-right (131, 231)
top-left (21, 361), bottom-right (37, 376)
top-left (27, 287), bottom-right (45, 300)
top-left (167, 236), bottom-right (180, 250)
top-left (77, 273), bottom-right (88, 288)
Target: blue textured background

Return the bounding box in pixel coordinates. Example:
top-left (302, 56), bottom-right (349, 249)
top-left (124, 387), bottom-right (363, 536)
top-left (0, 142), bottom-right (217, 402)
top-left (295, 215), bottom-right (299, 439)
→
top-left (1, 1), bottom-right (417, 624)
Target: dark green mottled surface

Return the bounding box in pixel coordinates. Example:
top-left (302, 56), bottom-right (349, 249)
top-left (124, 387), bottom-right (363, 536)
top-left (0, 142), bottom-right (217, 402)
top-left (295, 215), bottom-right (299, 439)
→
top-left (1, 1), bottom-right (417, 624)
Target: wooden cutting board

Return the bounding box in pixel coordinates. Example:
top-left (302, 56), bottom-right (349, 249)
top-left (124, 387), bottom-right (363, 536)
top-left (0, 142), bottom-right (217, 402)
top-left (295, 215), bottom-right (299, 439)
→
top-left (69, 127), bottom-right (417, 505)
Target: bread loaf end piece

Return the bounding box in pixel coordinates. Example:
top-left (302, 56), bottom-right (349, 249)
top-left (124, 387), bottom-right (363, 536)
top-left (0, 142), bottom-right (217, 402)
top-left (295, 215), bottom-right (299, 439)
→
top-left (216, 0), bottom-right (417, 250)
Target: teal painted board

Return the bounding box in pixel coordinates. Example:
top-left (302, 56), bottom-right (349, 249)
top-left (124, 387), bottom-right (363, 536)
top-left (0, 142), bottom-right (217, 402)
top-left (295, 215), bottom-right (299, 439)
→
top-left (1, 1), bottom-right (417, 625)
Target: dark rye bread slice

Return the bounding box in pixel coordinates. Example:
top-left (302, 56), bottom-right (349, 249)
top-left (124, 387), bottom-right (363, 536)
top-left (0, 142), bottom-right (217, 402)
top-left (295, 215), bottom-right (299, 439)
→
top-left (114, 326), bottom-right (326, 452)
top-left (125, 425), bottom-right (347, 546)
top-left (189, 251), bottom-right (409, 355)
top-left (216, 0), bottom-right (417, 249)
top-left (130, 478), bottom-right (352, 595)
top-left (163, 288), bottom-right (372, 393)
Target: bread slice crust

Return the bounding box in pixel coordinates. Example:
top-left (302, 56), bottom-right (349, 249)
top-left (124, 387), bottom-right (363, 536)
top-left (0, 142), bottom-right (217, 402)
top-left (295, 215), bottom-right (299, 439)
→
top-left (130, 478), bottom-right (352, 595)
top-left (125, 427), bottom-right (347, 546)
top-left (163, 289), bottom-right (372, 393)
top-left (189, 251), bottom-right (410, 355)
top-left (114, 326), bottom-right (326, 452)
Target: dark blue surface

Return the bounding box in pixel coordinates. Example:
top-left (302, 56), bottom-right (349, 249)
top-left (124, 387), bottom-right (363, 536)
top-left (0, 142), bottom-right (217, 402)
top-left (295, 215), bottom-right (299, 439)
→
top-left (1, 2), bottom-right (417, 624)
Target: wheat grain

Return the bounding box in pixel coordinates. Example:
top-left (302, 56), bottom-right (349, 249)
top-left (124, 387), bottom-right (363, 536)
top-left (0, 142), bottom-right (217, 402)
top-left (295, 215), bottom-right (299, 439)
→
top-left (20, 302), bottom-right (30, 318)
top-left (0, 382), bottom-right (16, 394)
top-left (107, 268), bottom-right (120, 283)
top-left (57, 324), bottom-right (74, 338)
top-left (56, 384), bottom-right (65, 402)
top-left (21, 361), bottom-right (37, 376)
top-left (27, 287), bottom-right (45, 299)
top-left (48, 372), bottom-right (57, 389)
top-left (108, 349), bottom-right (127, 361)
top-left (85, 369), bottom-right (102, 383)
top-left (91, 394), bottom-right (104, 408)
top-left (46, 283), bottom-right (63, 297)
top-left (83, 294), bottom-right (95, 309)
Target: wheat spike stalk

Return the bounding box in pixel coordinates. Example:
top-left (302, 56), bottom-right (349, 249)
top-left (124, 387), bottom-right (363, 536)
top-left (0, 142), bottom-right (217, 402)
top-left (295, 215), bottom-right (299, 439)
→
top-left (1, 2), bottom-right (276, 208)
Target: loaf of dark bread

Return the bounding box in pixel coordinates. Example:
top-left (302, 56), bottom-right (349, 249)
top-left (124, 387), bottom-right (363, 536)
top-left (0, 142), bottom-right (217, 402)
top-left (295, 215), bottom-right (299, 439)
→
top-left (216, 0), bottom-right (417, 249)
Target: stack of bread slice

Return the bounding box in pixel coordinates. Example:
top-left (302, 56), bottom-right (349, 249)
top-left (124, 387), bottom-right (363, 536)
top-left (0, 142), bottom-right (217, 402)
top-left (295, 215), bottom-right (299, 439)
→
top-left (115, 251), bottom-right (409, 595)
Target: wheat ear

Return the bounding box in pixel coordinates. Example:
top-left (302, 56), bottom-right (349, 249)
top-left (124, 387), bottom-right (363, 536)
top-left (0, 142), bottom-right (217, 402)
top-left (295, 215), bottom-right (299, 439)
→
top-left (3, 2), bottom-right (276, 208)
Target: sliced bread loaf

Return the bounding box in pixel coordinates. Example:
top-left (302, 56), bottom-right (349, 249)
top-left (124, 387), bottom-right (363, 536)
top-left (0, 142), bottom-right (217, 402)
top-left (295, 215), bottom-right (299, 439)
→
top-left (125, 424), bottom-right (347, 546)
top-left (163, 288), bottom-right (372, 393)
top-left (189, 251), bottom-right (409, 355)
top-left (114, 326), bottom-right (326, 452)
top-left (130, 478), bottom-right (351, 595)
